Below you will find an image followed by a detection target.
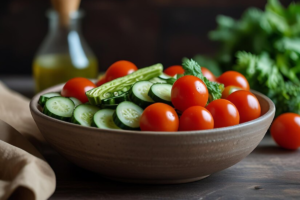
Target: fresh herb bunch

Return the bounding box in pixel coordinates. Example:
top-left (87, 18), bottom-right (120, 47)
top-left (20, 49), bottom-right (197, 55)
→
top-left (234, 52), bottom-right (300, 116)
top-left (194, 0), bottom-right (300, 116)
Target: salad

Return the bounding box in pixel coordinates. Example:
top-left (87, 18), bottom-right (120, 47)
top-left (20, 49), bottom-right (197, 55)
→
top-left (38, 59), bottom-right (262, 132)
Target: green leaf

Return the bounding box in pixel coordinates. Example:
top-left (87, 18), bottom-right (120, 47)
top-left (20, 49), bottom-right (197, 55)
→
top-left (234, 51), bottom-right (284, 90)
top-left (275, 37), bottom-right (300, 53)
top-left (268, 81), bottom-right (300, 116)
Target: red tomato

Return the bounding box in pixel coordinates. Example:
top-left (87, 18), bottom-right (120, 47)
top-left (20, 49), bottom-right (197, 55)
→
top-left (202, 67), bottom-right (216, 82)
top-left (206, 99), bottom-right (240, 128)
top-left (227, 90), bottom-right (261, 123)
top-left (96, 76), bottom-right (106, 87)
top-left (105, 60), bottom-right (138, 82)
top-left (271, 113), bottom-right (300, 150)
top-left (140, 103), bottom-right (179, 131)
top-left (171, 75), bottom-right (208, 112)
top-left (179, 106), bottom-right (214, 131)
top-left (61, 77), bottom-right (96, 103)
top-left (217, 71), bottom-right (250, 90)
top-left (222, 86), bottom-right (243, 99)
top-left (164, 65), bottom-right (184, 77)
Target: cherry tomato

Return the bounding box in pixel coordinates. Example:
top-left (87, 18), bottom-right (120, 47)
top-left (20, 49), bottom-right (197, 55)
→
top-left (217, 71), bottom-right (250, 91)
top-left (105, 60), bottom-right (138, 82)
top-left (96, 76), bottom-right (106, 87)
top-left (140, 103), bottom-right (179, 131)
top-left (206, 99), bottom-right (240, 128)
top-left (202, 67), bottom-right (216, 82)
top-left (179, 106), bottom-right (214, 131)
top-left (164, 65), bottom-right (184, 77)
top-left (270, 113), bottom-right (300, 150)
top-left (61, 77), bottom-right (96, 103)
top-left (222, 86), bottom-right (243, 99)
top-left (171, 75), bottom-right (208, 112)
top-left (227, 90), bottom-right (261, 123)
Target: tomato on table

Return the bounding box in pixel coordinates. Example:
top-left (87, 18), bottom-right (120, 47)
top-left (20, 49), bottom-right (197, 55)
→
top-left (206, 99), bottom-right (240, 128)
top-left (222, 86), bottom-right (242, 99)
top-left (227, 90), bottom-right (261, 123)
top-left (164, 65), bottom-right (184, 77)
top-left (179, 106), bottom-right (214, 131)
top-left (171, 75), bottom-right (208, 112)
top-left (61, 77), bottom-right (96, 103)
top-left (217, 71), bottom-right (250, 91)
top-left (270, 113), bottom-right (300, 150)
top-left (201, 67), bottom-right (216, 82)
top-left (140, 103), bottom-right (179, 131)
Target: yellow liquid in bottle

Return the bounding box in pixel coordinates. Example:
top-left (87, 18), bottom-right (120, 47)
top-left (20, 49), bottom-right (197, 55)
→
top-left (33, 54), bottom-right (98, 92)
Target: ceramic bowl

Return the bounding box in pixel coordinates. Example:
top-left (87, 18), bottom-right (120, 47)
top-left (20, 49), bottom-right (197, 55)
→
top-left (30, 83), bottom-right (275, 184)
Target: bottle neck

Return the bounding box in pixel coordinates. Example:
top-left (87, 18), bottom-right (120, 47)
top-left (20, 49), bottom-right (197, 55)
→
top-left (47, 10), bottom-right (83, 34)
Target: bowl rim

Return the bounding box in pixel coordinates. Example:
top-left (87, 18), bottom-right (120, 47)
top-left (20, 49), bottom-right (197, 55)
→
top-left (30, 83), bottom-right (276, 136)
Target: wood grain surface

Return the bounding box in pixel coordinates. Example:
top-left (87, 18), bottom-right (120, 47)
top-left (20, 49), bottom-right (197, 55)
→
top-left (43, 136), bottom-right (300, 200)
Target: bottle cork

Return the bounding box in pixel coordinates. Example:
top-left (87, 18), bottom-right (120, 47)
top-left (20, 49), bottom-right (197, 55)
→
top-left (51, 0), bottom-right (81, 26)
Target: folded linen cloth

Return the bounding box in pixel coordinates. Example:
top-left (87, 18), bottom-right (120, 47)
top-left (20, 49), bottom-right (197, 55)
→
top-left (0, 83), bottom-right (56, 200)
top-left (0, 82), bottom-right (45, 149)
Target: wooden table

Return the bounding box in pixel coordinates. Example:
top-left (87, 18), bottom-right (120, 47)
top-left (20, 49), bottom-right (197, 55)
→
top-left (2, 77), bottom-right (300, 199)
top-left (42, 135), bottom-right (300, 200)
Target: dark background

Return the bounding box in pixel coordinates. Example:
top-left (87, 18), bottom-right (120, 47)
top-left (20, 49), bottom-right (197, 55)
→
top-left (0, 0), bottom-right (294, 75)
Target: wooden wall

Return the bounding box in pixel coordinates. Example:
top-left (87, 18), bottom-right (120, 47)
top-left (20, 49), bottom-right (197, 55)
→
top-left (0, 0), bottom-right (293, 74)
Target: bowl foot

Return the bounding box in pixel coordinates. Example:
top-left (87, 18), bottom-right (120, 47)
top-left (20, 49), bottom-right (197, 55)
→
top-left (104, 175), bottom-right (210, 184)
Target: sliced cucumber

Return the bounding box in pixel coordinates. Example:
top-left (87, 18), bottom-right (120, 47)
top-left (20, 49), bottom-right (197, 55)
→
top-left (129, 81), bottom-right (154, 108)
top-left (86, 64), bottom-right (163, 105)
top-left (149, 77), bottom-right (167, 84)
top-left (38, 92), bottom-right (61, 106)
top-left (92, 109), bottom-right (120, 129)
top-left (43, 97), bottom-right (74, 121)
top-left (70, 97), bottom-right (82, 107)
top-left (158, 73), bottom-right (172, 80)
top-left (101, 92), bottom-right (129, 105)
top-left (148, 83), bottom-right (172, 105)
top-left (113, 101), bottom-right (143, 130)
top-left (71, 104), bottom-right (100, 126)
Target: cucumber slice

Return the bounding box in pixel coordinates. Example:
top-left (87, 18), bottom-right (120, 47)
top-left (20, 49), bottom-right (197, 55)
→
top-left (148, 83), bottom-right (172, 105)
top-left (71, 104), bottom-right (100, 127)
top-left (70, 97), bottom-right (82, 107)
top-left (158, 73), bottom-right (172, 80)
top-left (38, 92), bottom-right (61, 106)
top-left (149, 77), bottom-right (167, 84)
top-left (130, 81), bottom-right (154, 108)
top-left (92, 109), bottom-right (120, 129)
top-left (43, 97), bottom-right (75, 121)
top-left (113, 101), bottom-right (143, 130)
top-left (101, 92), bottom-right (129, 105)
top-left (86, 64), bottom-right (163, 105)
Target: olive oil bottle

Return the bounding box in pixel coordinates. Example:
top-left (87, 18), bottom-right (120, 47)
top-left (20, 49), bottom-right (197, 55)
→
top-left (33, 7), bottom-right (98, 92)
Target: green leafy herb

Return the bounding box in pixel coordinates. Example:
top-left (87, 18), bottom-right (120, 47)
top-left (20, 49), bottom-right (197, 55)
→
top-left (234, 51), bottom-right (300, 116)
top-left (194, 0), bottom-right (300, 116)
top-left (181, 59), bottom-right (224, 102)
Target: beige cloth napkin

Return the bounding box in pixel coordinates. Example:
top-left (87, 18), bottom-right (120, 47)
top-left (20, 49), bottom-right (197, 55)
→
top-left (0, 83), bottom-right (56, 200)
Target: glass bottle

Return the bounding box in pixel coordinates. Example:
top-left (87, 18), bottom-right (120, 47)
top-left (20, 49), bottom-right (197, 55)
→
top-left (33, 10), bottom-right (98, 92)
